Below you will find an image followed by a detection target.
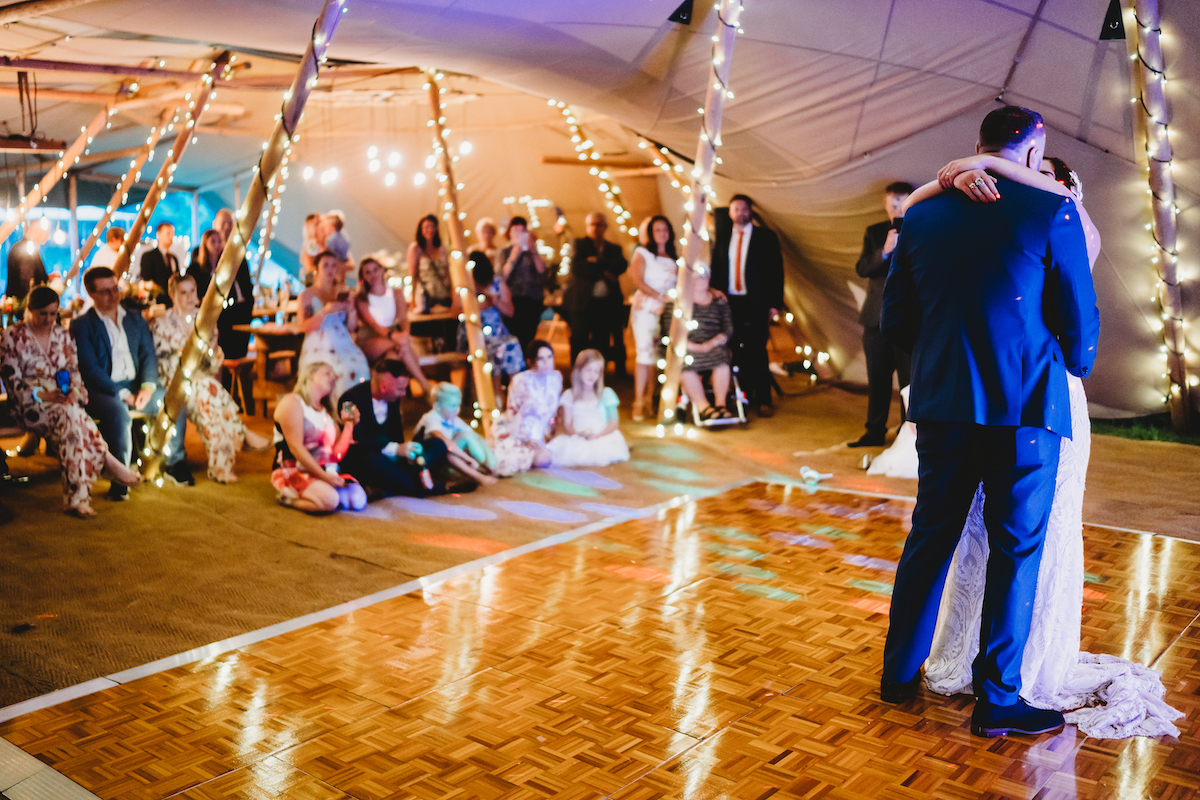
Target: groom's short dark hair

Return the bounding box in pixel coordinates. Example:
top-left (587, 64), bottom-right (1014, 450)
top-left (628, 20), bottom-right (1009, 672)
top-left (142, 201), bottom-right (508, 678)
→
top-left (979, 106), bottom-right (1044, 152)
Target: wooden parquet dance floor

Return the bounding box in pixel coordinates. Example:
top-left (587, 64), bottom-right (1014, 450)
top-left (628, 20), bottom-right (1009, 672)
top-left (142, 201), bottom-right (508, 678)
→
top-left (1, 483), bottom-right (1197, 799)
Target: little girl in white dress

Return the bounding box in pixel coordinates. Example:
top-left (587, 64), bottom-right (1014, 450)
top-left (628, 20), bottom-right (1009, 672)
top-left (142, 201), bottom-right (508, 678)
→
top-left (548, 349), bottom-right (629, 468)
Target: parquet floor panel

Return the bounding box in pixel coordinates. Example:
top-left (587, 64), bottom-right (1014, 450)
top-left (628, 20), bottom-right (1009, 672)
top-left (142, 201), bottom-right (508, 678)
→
top-left (1, 482), bottom-right (1197, 800)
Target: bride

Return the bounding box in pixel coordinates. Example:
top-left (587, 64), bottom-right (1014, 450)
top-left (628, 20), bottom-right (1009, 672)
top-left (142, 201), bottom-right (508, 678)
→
top-left (890, 154), bottom-right (1182, 739)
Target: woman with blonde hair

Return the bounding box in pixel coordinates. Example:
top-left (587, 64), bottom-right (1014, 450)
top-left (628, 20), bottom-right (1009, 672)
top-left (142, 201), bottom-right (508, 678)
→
top-left (547, 348), bottom-right (629, 467)
top-left (271, 361), bottom-right (366, 513)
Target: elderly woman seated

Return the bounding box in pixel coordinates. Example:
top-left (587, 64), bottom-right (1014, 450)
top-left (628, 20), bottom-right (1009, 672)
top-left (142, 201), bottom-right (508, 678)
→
top-left (659, 267), bottom-right (735, 421)
top-left (0, 285), bottom-right (140, 516)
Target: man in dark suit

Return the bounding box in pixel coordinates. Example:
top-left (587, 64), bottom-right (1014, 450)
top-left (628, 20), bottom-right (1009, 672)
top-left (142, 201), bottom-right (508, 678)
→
top-left (565, 213), bottom-right (627, 365)
top-left (338, 359), bottom-right (457, 498)
top-left (879, 106), bottom-right (1100, 737)
top-left (5, 221), bottom-right (49, 302)
top-left (71, 267), bottom-right (190, 496)
top-left (710, 194), bottom-right (784, 416)
top-left (139, 222), bottom-right (179, 308)
top-left (851, 181), bottom-right (914, 447)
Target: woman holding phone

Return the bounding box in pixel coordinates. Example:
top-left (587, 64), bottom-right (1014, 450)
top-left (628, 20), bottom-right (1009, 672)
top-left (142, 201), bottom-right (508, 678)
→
top-left (297, 250), bottom-right (369, 401)
top-left (0, 285), bottom-right (139, 516)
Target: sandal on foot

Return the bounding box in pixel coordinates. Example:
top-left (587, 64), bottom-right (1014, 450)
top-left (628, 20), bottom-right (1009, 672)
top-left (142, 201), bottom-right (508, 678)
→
top-left (698, 406), bottom-right (717, 422)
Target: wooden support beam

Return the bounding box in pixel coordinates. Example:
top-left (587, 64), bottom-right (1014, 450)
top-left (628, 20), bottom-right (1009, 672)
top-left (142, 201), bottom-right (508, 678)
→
top-left (0, 55), bottom-right (201, 82)
top-left (540, 155), bottom-right (648, 169)
top-left (0, 0), bottom-right (100, 26)
top-left (215, 66), bottom-right (420, 90)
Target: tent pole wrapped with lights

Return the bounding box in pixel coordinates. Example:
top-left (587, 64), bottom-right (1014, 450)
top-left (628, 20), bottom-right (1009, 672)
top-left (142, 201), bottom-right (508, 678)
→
top-left (1128, 0), bottom-right (1192, 429)
top-left (425, 68), bottom-right (498, 432)
top-left (0, 105), bottom-right (110, 245)
top-left (110, 54), bottom-right (230, 279)
top-left (253, 175), bottom-right (285, 286)
top-left (656, 0), bottom-right (743, 431)
top-left (140, 0), bottom-right (348, 481)
top-left (64, 107), bottom-right (176, 284)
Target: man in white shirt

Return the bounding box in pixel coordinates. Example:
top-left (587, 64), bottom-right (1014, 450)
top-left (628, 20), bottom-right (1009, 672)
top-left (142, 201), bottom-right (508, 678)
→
top-left (70, 267), bottom-right (191, 497)
top-left (89, 227), bottom-right (126, 270)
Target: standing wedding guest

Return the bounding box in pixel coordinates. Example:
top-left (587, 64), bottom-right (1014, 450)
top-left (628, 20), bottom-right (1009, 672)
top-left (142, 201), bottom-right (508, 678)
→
top-left (407, 214), bottom-right (453, 313)
top-left (339, 359), bottom-right (456, 498)
top-left (456, 254), bottom-right (524, 400)
top-left (90, 227), bottom-right (126, 269)
top-left (354, 256), bottom-right (432, 394)
top-left (628, 215), bottom-right (679, 420)
top-left (489, 338), bottom-right (561, 476)
top-left (139, 222), bottom-right (179, 308)
top-left (71, 266), bottom-right (191, 494)
top-left (565, 213), bottom-right (627, 364)
top-left (473, 217), bottom-right (500, 266)
top-left (0, 285), bottom-right (140, 516)
top-left (710, 194), bottom-right (783, 417)
top-left (190, 209), bottom-right (254, 360)
top-left (6, 220), bottom-right (49, 303)
top-left (298, 250), bottom-right (369, 402)
top-left (547, 349), bottom-right (629, 467)
top-left (851, 181), bottom-right (914, 447)
top-left (660, 266), bottom-right (735, 421)
top-left (187, 229), bottom-right (224, 297)
top-left (300, 212), bottom-right (324, 282)
top-left (151, 273), bottom-right (270, 483)
top-left (271, 361), bottom-right (365, 513)
top-left (497, 215), bottom-right (547, 354)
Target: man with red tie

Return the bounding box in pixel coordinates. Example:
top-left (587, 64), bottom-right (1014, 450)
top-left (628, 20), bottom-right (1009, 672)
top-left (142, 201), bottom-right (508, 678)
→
top-left (709, 194), bottom-right (784, 417)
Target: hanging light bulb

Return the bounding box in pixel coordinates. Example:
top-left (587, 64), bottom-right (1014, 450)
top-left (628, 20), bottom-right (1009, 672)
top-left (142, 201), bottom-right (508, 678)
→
top-left (302, 166), bottom-right (314, 181)
top-left (413, 172), bottom-right (427, 186)
top-left (459, 141), bottom-right (472, 155)
top-left (367, 145), bottom-right (378, 159)
top-left (388, 152), bottom-right (401, 167)
top-left (368, 159), bottom-right (380, 173)
top-left (425, 154), bottom-right (436, 169)
top-left (385, 172), bottom-right (396, 187)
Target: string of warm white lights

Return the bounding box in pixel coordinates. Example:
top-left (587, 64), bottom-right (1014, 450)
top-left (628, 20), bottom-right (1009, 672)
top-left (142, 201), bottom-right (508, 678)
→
top-left (548, 99), bottom-right (637, 238)
top-left (1127, 0), bottom-right (1192, 429)
top-left (252, 173), bottom-right (286, 285)
top-left (656, 0), bottom-right (745, 433)
top-left (142, 0), bottom-right (349, 480)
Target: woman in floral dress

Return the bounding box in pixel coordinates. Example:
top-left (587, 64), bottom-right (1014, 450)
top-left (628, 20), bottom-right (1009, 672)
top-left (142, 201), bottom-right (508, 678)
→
top-left (0, 286), bottom-right (139, 516)
top-left (489, 338), bottom-right (561, 476)
top-left (151, 274), bottom-right (270, 483)
top-left (298, 250), bottom-right (370, 402)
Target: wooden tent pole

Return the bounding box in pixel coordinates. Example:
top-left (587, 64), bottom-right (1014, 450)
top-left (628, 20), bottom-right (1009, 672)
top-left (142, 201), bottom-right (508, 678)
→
top-left (425, 68), bottom-right (498, 434)
top-left (0, 106), bottom-right (109, 245)
top-left (64, 107), bottom-right (175, 283)
top-left (657, 0), bottom-right (744, 430)
top-left (1128, 0), bottom-right (1192, 428)
top-left (253, 175), bottom-right (284, 286)
top-left (111, 55), bottom-right (229, 279)
top-left (140, 0), bottom-right (348, 480)
top-left (0, 0), bottom-right (99, 25)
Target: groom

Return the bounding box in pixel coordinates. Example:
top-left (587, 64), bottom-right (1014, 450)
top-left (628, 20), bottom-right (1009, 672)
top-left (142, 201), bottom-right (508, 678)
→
top-left (879, 106), bottom-right (1100, 736)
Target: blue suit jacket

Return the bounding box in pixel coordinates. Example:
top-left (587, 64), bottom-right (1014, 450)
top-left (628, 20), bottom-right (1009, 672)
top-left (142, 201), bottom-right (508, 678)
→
top-left (881, 178), bottom-right (1099, 439)
top-left (69, 306), bottom-right (159, 397)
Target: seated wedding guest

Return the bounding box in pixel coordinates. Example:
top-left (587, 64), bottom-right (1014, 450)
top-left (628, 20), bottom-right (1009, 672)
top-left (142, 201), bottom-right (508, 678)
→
top-left (151, 274), bottom-right (271, 483)
top-left (272, 361), bottom-right (365, 513)
top-left (407, 214), bottom-right (452, 313)
top-left (338, 359), bottom-right (458, 498)
top-left (547, 349), bottom-right (629, 467)
top-left (414, 382), bottom-right (498, 484)
top-left (628, 215), bottom-right (679, 420)
top-left (71, 267), bottom-right (191, 495)
top-left (660, 267), bottom-right (734, 421)
top-left (300, 212), bottom-right (324, 283)
top-left (489, 338), bottom-right (561, 476)
top-left (354, 255), bottom-right (432, 394)
top-left (298, 250), bottom-right (370, 402)
top-left (90, 227), bottom-right (126, 269)
top-left (456, 254), bottom-right (523, 401)
top-left (0, 285), bottom-right (140, 516)
top-left (497, 215), bottom-right (547, 354)
top-left (6, 221), bottom-right (49, 304)
top-left (139, 222), bottom-right (179, 308)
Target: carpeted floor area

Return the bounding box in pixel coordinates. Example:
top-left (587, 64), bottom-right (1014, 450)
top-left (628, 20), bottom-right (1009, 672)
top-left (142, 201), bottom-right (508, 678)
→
top-left (1, 372), bottom-right (1198, 712)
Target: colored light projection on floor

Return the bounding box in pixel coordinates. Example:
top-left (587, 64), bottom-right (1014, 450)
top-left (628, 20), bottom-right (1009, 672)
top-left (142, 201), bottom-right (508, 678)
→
top-left (605, 564), bottom-right (673, 584)
top-left (842, 554), bottom-right (898, 571)
top-left (642, 479), bottom-right (719, 497)
top-left (629, 460), bottom-right (707, 483)
top-left (702, 542), bottom-right (766, 561)
top-left (735, 583), bottom-right (804, 602)
top-left (410, 533), bottom-right (509, 555)
top-left (632, 442), bottom-right (702, 461)
top-left (541, 468), bottom-right (623, 490)
top-left (702, 525), bottom-right (760, 542)
top-left (494, 501), bottom-right (587, 524)
top-left (847, 578), bottom-right (894, 595)
top-left (768, 531), bottom-right (833, 549)
top-left (390, 497), bottom-right (498, 520)
top-left (579, 503), bottom-right (647, 519)
top-left (515, 473), bottom-right (600, 497)
top-left (711, 562), bottom-right (778, 580)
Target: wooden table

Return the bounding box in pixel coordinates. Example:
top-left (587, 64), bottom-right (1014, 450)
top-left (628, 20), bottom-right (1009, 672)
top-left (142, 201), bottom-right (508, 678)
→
top-left (231, 322), bottom-right (305, 415)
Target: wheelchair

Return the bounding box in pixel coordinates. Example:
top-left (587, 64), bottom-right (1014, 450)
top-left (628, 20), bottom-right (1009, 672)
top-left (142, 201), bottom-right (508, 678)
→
top-left (674, 364), bottom-right (748, 427)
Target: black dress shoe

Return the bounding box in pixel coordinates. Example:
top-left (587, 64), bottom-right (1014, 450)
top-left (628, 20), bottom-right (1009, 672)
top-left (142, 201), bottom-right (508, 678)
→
top-left (107, 483), bottom-right (129, 501)
top-left (880, 674), bottom-right (921, 703)
top-left (848, 433), bottom-right (886, 448)
top-left (971, 698), bottom-right (1064, 737)
top-left (164, 461), bottom-right (195, 487)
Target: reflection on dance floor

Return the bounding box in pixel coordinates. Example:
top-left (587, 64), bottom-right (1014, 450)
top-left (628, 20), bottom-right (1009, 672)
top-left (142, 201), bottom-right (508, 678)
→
top-left (0, 483), bottom-right (1196, 799)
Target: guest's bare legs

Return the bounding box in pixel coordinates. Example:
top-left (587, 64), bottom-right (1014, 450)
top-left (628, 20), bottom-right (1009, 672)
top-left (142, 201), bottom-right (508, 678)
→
top-left (634, 363), bottom-right (652, 416)
top-left (679, 371), bottom-right (711, 413)
top-left (447, 451), bottom-right (498, 485)
top-left (711, 365), bottom-right (731, 408)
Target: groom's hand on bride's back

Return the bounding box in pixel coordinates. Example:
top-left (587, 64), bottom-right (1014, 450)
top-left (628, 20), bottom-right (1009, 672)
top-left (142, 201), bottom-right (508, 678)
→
top-left (1045, 196), bottom-right (1100, 378)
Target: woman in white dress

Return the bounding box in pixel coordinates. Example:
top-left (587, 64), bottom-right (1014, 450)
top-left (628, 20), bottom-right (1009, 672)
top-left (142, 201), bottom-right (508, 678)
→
top-left (898, 155), bottom-right (1181, 738)
top-left (354, 256), bottom-right (431, 394)
top-left (548, 349), bottom-right (630, 467)
top-left (628, 215), bottom-right (680, 421)
top-left (297, 251), bottom-right (370, 403)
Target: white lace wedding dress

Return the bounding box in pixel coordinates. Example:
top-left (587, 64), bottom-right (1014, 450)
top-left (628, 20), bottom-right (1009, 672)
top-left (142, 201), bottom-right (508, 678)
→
top-left (908, 375), bottom-right (1182, 738)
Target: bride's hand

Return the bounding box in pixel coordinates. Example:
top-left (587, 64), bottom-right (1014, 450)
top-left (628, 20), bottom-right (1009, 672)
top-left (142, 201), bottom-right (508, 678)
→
top-left (954, 169), bottom-right (1001, 202)
top-left (938, 155), bottom-right (993, 189)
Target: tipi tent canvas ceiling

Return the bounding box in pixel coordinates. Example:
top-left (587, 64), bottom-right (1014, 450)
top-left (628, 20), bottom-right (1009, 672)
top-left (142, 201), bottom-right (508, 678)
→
top-left (0, 0), bottom-right (1195, 418)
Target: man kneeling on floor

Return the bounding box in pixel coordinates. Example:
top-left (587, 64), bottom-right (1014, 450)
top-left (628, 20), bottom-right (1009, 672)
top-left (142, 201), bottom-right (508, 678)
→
top-left (338, 358), bottom-right (474, 499)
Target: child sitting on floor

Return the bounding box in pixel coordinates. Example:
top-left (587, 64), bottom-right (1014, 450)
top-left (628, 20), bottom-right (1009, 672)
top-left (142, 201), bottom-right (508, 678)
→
top-left (413, 382), bottom-right (498, 485)
top-left (547, 349), bottom-right (630, 467)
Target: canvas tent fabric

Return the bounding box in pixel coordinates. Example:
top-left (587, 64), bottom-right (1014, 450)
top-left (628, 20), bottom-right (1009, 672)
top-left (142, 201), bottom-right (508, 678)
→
top-left (0, 0), bottom-right (1194, 418)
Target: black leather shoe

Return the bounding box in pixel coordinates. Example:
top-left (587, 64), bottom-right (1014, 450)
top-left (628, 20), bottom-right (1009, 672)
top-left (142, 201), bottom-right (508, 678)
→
top-left (164, 461), bottom-right (195, 487)
top-left (107, 484), bottom-right (129, 501)
top-left (880, 674), bottom-right (921, 703)
top-left (848, 433), bottom-right (886, 448)
top-left (971, 698), bottom-right (1064, 737)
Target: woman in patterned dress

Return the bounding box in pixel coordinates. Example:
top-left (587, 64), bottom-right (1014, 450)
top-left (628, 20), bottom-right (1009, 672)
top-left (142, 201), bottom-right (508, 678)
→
top-left (488, 338), bottom-right (561, 476)
top-left (0, 286), bottom-right (139, 516)
top-left (659, 267), bottom-right (735, 421)
top-left (297, 251), bottom-right (370, 402)
top-left (151, 274), bottom-right (270, 483)
top-left (406, 214), bottom-right (453, 313)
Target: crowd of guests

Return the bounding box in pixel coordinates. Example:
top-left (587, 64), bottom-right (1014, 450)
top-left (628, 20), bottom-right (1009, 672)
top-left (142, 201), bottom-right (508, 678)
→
top-left (1, 191), bottom-right (791, 517)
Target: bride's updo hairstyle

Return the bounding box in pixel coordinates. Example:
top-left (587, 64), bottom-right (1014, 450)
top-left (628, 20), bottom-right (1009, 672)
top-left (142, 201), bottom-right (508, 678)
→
top-left (1043, 156), bottom-right (1083, 203)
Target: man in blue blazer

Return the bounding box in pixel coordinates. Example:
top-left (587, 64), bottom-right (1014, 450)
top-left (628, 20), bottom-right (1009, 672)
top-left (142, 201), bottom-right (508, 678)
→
top-left (879, 107), bottom-right (1100, 737)
top-left (71, 267), bottom-right (190, 497)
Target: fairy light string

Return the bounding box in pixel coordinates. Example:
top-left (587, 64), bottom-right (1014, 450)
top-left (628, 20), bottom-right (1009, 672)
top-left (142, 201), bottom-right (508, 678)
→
top-left (549, 99), bottom-right (636, 237)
